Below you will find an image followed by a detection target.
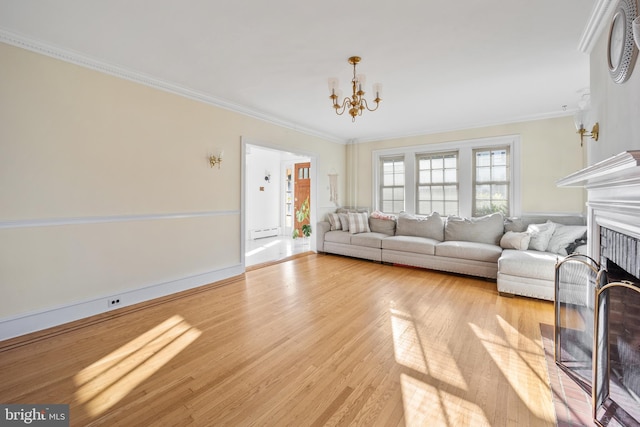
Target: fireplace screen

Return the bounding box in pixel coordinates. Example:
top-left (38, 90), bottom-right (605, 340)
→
top-left (594, 280), bottom-right (640, 427)
top-left (554, 253), bottom-right (601, 391)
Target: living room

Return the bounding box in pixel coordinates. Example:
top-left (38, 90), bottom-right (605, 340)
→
top-left (1, 0), bottom-right (640, 425)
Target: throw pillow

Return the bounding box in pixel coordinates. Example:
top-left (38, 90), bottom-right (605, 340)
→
top-left (371, 210), bottom-right (396, 221)
top-left (500, 231), bottom-right (531, 250)
top-left (547, 224), bottom-right (588, 256)
top-left (396, 212), bottom-right (444, 241)
top-left (327, 213), bottom-right (342, 231)
top-left (527, 221), bottom-right (556, 252)
top-left (348, 212), bottom-right (371, 234)
top-left (445, 213), bottom-right (504, 245)
top-left (338, 213), bottom-right (350, 232)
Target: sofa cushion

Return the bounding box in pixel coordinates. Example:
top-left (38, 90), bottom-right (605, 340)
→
top-left (351, 232), bottom-right (388, 249)
top-left (504, 217), bottom-right (528, 233)
top-left (382, 235), bottom-right (438, 255)
top-left (547, 224), bottom-right (587, 256)
top-left (500, 231), bottom-right (531, 250)
top-left (396, 212), bottom-right (444, 241)
top-left (348, 212), bottom-right (371, 234)
top-left (445, 213), bottom-right (504, 245)
top-left (527, 221), bottom-right (556, 251)
top-left (324, 230), bottom-right (352, 244)
top-left (435, 241), bottom-right (503, 262)
top-left (498, 249), bottom-right (560, 281)
top-left (369, 217), bottom-right (396, 236)
top-left (504, 215), bottom-right (586, 232)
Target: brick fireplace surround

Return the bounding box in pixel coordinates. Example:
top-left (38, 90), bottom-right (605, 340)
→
top-left (558, 151), bottom-right (640, 427)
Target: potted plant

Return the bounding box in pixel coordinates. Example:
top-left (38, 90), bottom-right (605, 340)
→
top-left (293, 196), bottom-right (312, 238)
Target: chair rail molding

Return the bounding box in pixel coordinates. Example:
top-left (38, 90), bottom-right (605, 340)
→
top-left (0, 210), bottom-right (240, 230)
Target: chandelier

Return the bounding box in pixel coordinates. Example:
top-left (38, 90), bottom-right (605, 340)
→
top-left (328, 56), bottom-right (382, 122)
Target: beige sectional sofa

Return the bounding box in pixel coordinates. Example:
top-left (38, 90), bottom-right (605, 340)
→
top-left (316, 210), bottom-right (587, 301)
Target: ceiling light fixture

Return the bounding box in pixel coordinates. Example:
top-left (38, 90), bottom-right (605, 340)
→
top-left (328, 56), bottom-right (382, 122)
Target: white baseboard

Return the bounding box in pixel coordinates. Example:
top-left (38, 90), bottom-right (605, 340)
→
top-left (0, 264), bottom-right (244, 342)
top-left (249, 227), bottom-right (281, 239)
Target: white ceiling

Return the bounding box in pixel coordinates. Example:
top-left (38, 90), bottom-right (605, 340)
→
top-left (0, 0), bottom-right (595, 143)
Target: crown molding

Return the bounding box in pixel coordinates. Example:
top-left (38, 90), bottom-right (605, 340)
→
top-left (355, 110), bottom-right (576, 144)
top-left (0, 28), bottom-right (345, 144)
top-left (578, 0), bottom-right (617, 54)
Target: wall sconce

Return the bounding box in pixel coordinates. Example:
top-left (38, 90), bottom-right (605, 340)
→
top-left (576, 121), bottom-right (599, 146)
top-left (573, 92), bottom-right (599, 146)
top-left (209, 150), bottom-right (223, 168)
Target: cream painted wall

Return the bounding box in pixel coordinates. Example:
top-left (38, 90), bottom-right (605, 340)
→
top-left (345, 116), bottom-right (587, 214)
top-left (0, 42), bottom-right (345, 329)
top-left (589, 25), bottom-right (640, 163)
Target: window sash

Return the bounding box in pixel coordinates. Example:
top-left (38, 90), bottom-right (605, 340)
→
top-left (416, 152), bottom-right (459, 216)
top-left (472, 147), bottom-right (510, 216)
top-left (379, 156), bottom-right (405, 213)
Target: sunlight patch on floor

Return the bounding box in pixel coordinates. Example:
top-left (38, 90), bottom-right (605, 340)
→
top-left (389, 307), bottom-right (467, 390)
top-left (390, 308), bottom-right (427, 373)
top-left (468, 317), bottom-right (546, 420)
top-left (73, 315), bottom-right (201, 416)
top-left (245, 236), bottom-right (310, 266)
top-left (400, 374), bottom-right (489, 427)
top-left (246, 246), bottom-right (267, 256)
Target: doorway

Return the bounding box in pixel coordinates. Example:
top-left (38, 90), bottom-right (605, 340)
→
top-left (242, 140), bottom-right (316, 268)
top-left (293, 162), bottom-right (311, 239)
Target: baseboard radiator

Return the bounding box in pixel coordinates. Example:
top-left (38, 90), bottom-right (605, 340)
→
top-left (250, 227), bottom-right (280, 239)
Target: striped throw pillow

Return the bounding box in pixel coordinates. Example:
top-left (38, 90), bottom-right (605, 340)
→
top-left (327, 213), bottom-right (342, 230)
top-left (348, 212), bottom-right (370, 234)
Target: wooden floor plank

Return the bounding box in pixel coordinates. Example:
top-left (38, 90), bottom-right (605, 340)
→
top-left (0, 254), bottom-right (556, 426)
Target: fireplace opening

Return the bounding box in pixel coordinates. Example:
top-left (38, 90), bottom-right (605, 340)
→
top-left (606, 258), bottom-right (640, 283)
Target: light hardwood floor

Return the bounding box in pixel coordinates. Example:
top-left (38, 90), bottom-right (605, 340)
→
top-left (0, 254), bottom-right (556, 426)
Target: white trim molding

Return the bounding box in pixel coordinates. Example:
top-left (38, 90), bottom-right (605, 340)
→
top-left (578, 0), bottom-right (618, 54)
top-left (0, 210), bottom-right (240, 230)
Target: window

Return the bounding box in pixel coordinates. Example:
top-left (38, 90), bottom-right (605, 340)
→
top-left (473, 147), bottom-right (510, 216)
top-left (416, 152), bottom-right (458, 216)
top-left (380, 156), bottom-right (405, 213)
top-left (374, 136), bottom-right (519, 217)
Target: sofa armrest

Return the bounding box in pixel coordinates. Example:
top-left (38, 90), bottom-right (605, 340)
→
top-left (316, 221), bottom-right (331, 252)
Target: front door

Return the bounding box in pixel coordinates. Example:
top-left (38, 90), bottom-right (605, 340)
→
top-left (294, 162), bottom-right (311, 237)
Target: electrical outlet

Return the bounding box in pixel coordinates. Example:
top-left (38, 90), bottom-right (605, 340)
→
top-left (108, 297), bottom-right (122, 308)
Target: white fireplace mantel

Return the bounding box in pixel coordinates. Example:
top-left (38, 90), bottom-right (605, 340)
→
top-left (557, 150), bottom-right (640, 261)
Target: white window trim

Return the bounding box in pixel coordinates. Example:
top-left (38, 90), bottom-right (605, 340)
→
top-left (372, 135), bottom-right (521, 217)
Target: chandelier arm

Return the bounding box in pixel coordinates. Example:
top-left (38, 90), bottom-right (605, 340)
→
top-left (360, 98), bottom-right (381, 112)
top-left (333, 97), bottom-right (351, 116)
